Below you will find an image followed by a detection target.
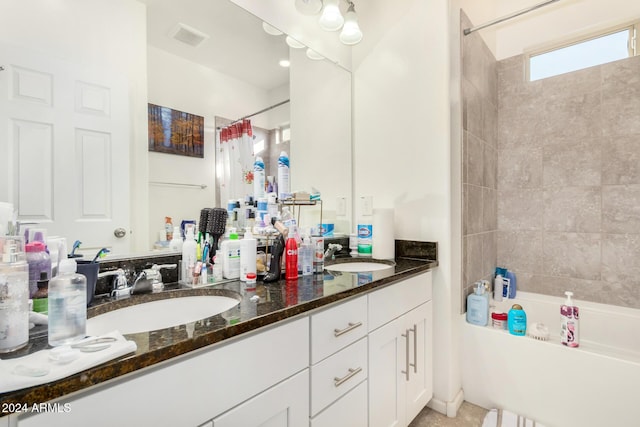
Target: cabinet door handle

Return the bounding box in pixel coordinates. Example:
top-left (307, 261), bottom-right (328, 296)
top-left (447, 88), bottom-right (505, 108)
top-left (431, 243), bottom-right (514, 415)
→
top-left (401, 329), bottom-right (410, 381)
top-left (334, 367), bottom-right (363, 387)
top-left (334, 321), bottom-right (363, 337)
top-left (410, 323), bottom-right (417, 373)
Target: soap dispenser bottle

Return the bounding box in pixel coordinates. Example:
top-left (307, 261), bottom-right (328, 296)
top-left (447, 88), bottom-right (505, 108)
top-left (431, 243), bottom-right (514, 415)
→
top-left (561, 291), bottom-right (579, 347)
top-left (466, 282), bottom-right (489, 326)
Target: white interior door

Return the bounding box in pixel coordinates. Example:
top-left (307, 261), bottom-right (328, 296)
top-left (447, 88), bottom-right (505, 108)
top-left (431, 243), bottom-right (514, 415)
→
top-left (0, 44), bottom-right (130, 253)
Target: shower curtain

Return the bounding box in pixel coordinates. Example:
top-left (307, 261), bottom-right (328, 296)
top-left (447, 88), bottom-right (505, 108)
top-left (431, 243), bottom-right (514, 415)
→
top-left (217, 119), bottom-right (255, 205)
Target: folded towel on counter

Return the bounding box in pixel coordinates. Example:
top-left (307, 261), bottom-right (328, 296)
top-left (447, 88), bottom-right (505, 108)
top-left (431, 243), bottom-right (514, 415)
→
top-left (0, 330), bottom-right (137, 394)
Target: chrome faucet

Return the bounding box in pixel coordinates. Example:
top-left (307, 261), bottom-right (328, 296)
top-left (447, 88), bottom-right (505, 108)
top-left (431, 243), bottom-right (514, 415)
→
top-left (324, 243), bottom-right (343, 260)
top-left (98, 268), bottom-right (131, 299)
top-left (133, 264), bottom-right (177, 293)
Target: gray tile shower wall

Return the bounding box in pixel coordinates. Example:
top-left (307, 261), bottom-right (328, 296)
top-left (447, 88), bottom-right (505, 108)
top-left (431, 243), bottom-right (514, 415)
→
top-left (461, 11), bottom-right (498, 312)
top-left (497, 53), bottom-right (640, 309)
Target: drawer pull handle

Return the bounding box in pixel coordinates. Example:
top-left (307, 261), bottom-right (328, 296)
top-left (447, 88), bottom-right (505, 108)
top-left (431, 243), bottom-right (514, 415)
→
top-left (334, 367), bottom-right (363, 387)
top-left (334, 321), bottom-right (363, 337)
top-left (411, 323), bottom-right (418, 373)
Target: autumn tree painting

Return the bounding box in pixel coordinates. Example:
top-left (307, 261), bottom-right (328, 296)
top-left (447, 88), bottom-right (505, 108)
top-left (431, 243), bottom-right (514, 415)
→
top-left (148, 104), bottom-right (204, 158)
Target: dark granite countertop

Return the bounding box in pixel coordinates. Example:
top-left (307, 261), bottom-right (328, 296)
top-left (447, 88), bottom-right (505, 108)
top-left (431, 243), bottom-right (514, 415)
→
top-left (0, 252), bottom-right (437, 413)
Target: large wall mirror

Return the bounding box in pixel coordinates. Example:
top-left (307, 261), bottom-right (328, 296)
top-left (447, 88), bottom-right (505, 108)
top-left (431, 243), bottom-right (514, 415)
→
top-left (0, 0), bottom-right (352, 256)
top-left (146, 0), bottom-right (352, 248)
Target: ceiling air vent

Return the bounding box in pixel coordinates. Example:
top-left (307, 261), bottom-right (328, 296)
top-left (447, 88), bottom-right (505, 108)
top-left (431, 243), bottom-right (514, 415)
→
top-left (168, 23), bottom-right (209, 47)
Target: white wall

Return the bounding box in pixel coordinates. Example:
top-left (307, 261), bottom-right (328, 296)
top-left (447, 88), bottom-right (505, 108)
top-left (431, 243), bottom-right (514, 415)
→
top-left (353, 0), bottom-right (461, 415)
top-left (146, 46), bottom-right (276, 246)
top-left (0, 0), bottom-right (149, 252)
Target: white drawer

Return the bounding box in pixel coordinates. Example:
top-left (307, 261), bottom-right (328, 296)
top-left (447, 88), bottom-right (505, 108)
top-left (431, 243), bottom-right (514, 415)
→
top-left (368, 272), bottom-right (432, 332)
top-left (310, 337), bottom-right (368, 416)
top-left (311, 380), bottom-right (368, 427)
top-left (310, 295), bottom-right (367, 364)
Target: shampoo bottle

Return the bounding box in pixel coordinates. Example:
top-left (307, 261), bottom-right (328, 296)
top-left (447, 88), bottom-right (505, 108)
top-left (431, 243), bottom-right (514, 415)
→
top-left (561, 291), bottom-right (580, 347)
top-left (240, 229), bottom-right (257, 282)
top-left (508, 304), bottom-right (527, 336)
top-left (254, 156), bottom-right (266, 200)
top-left (299, 236), bottom-right (314, 276)
top-left (169, 226), bottom-right (183, 252)
top-left (285, 236), bottom-right (298, 280)
top-left (466, 282), bottom-right (489, 326)
top-left (277, 151), bottom-right (290, 200)
top-left (494, 274), bottom-right (503, 302)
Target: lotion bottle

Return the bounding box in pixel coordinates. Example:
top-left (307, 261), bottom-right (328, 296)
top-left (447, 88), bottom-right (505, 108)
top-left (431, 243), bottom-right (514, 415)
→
top-left (240, 229), bottom-right (257, 282)
top-left (561, 291), bottom-right (579, 347)
top-left (466, 282), bottom-right (489, 326)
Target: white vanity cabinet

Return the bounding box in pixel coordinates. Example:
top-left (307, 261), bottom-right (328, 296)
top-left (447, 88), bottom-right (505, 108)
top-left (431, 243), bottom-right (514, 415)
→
top-left (8, 270), bottom-right (434, 427)
top-left (11, 317), bottom-right (309, 427)
top-left (368, 272), bottom-right (433, 427)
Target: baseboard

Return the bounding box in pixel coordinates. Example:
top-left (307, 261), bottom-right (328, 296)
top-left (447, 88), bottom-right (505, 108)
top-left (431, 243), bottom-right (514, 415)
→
top-left (427, 388), bottom-right (464, 417)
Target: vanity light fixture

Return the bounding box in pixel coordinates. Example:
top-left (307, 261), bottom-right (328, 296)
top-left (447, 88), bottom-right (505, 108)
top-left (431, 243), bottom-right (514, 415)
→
top-left (339, 2), bottom-right (362, 45)
top-left (286, 36), bottom-right (306, 49)
top-left (295, 0), bottom-right (323, 15)
top-left (319, 0), bottom-right (344, 31)
top-left (306, 48), bottom-right (325, 60)
top-left (262, 22), bottom-right (283, 36)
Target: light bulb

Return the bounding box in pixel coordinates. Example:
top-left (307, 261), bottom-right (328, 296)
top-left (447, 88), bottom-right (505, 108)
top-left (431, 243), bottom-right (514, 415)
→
top-left (262, 22), bottom-right (283, 36)
top-left (295, 0), bottom-right (322, 15)
top-left (286, 36), bottom-right (305, 49)
top-left (319, 0), bottom-right (344, 31)
top-left (279, 59), bottom-right (291, 68)
top-left (306, 48), bottom-right (324, 60)
top-left (340, 4), bottom-right (362, 45)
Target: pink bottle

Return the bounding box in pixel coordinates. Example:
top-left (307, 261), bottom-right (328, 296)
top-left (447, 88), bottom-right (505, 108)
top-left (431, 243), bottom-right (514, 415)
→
top-left (561, 291), bottom-right (579, 347)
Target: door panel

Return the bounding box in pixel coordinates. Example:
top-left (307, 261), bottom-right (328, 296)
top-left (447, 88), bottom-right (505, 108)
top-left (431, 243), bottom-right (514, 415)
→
top-left (404, 302), bottom-right (433, 423)
top-left (368, 316), bottom-right (405, 427)
top-left (0, 43), bottom-right (130, 253)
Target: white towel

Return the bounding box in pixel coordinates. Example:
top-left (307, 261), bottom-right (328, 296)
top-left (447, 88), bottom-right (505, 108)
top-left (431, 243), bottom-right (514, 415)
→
top-left (482, 409), bottom-right (547, 427)
top-left (0, 330), bottom-right (137, 394)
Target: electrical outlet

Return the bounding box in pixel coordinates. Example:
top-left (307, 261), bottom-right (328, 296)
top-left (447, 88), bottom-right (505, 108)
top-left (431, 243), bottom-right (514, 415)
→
top-left (360, 196), bottom-right (373, 216)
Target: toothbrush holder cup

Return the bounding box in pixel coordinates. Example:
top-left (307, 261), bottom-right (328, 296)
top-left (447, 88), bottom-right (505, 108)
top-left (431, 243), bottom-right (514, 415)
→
top-left (76, 260), bottom-right (99, 306)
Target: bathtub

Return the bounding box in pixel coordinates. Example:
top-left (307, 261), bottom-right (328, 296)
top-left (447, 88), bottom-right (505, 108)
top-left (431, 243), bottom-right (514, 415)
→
top-left (461, 291), bottom-right (640, 427)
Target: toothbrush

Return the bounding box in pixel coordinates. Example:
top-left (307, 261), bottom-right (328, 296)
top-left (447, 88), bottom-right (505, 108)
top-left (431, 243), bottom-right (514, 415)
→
top-left (70, 240), bottom-right (82, 257)
top-left (91, 248), bottom-right (110, 263)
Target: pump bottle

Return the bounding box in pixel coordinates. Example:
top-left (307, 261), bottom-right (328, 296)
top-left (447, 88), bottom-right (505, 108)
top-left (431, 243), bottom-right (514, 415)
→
top-left (561, 291), bottom-right (579, 347)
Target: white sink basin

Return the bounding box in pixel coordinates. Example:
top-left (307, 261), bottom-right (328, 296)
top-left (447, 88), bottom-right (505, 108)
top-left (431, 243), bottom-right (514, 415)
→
top-left (327, 262), bottom-right (395, 273)
top-left (87, 295), bottom-right (239, 335)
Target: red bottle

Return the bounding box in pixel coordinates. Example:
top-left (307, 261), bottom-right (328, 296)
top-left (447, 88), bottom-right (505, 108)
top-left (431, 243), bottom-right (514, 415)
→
top-left (285, 237), bottom-right (298, 280)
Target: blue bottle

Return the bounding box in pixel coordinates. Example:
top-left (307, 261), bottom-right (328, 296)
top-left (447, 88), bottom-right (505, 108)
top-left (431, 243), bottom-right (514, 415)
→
top-left (508, 304), bottom-right (527, 336)
top-left (466, 282), bottom-right (489, 326)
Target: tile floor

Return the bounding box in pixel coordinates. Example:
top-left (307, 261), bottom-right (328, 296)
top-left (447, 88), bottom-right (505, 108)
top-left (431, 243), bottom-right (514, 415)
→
top-left (408, 401), bottom-right (488, 427)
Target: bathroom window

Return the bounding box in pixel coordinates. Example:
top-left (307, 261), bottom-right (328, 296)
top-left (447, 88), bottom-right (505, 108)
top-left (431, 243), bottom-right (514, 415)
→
top-left (528, 23), bottom-right (638, 81)
top-left (254, 138), bottom-right (265, 155)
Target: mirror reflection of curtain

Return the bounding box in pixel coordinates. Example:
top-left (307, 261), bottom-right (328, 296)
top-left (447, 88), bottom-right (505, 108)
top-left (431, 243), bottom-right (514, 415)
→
top-left (217, 119), bottom-right (255, 205)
